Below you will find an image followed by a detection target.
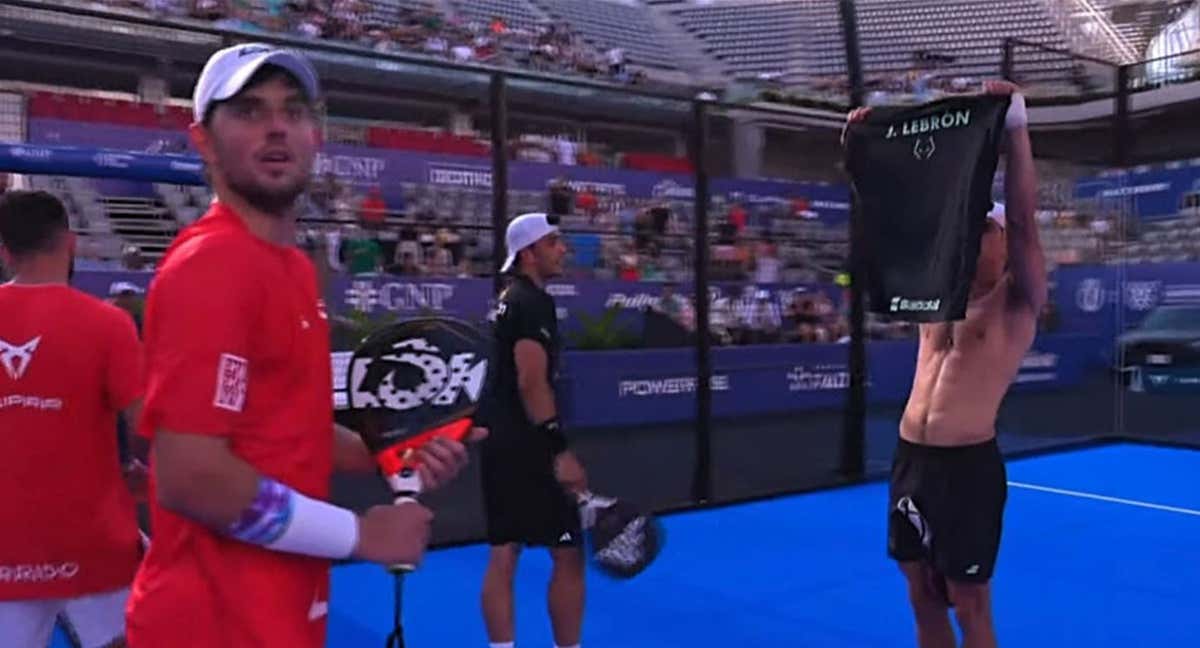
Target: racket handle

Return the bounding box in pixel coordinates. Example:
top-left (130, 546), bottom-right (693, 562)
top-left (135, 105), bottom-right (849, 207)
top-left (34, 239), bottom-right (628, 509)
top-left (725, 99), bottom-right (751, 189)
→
top-left (385, 468), bottom-right (423, 574)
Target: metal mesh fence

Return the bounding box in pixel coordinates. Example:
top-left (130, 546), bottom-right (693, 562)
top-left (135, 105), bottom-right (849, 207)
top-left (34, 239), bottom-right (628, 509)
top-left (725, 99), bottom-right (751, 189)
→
top-left (2, 2), bottom-right (1199, 551)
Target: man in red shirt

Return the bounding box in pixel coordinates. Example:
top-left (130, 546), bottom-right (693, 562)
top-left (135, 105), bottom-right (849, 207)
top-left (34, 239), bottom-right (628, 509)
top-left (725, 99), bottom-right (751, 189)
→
top-left (125, 43), bottom-right (478, 647)
top-left (0, 190), bottom-right (145, 647)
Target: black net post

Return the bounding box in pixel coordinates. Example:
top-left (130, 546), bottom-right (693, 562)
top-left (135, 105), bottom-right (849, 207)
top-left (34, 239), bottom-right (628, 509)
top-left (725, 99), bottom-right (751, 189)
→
top-left (691, 97), bottom-right (713, 504)
top-left (1001, 38), bottom-right (1015, 81)
top-left (1114, 63), bottom-right (1131, 167)
top-left (490, 71), bottom-right (509, 296)
top-left (840, 0), bottom-right (865, 108)
top-left (839, 0), bottom-right (866, 480)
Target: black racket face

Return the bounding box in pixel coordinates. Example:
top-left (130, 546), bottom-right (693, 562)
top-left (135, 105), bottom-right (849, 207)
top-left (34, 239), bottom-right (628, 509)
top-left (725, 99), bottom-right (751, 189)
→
top-left (590, 501), bottom-right (665, 579)
top-left (343, 317), bottom-right (491, 455)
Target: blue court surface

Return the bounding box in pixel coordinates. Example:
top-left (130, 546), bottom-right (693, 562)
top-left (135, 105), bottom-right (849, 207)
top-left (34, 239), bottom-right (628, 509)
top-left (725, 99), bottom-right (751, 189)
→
top-left (51, 442), bottom-right (1200, 647)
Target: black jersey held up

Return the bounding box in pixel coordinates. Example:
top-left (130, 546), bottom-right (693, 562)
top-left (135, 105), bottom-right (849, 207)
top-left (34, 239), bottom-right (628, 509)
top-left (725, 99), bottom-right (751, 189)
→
top-left (844, 95), bottom-right (1010, 322)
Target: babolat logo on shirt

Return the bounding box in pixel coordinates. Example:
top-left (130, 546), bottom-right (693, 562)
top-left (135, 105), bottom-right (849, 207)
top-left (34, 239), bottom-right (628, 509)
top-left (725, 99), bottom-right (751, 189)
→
top-left (890, 296), bottom-right (942, 313)
top-left (885, 109), bottom-right (973, 139)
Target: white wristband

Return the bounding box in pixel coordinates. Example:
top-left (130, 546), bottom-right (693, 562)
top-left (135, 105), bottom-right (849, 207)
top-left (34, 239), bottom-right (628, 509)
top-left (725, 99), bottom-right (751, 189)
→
top-left (265, 491), bottom-right (360, 560)
top-left (1006, 93), bottom-right (1027, 130)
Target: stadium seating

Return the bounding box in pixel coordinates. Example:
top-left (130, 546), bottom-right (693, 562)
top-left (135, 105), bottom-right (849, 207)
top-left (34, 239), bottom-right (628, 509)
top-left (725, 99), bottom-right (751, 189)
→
top-left (448, 0), bottom-right (547, 32)
top-left (825, 0), bottom-right (1078, 84)
top-left (530, 0), bottom-right (680, 71)
top-left (669, 1), bottom-right (808, 83)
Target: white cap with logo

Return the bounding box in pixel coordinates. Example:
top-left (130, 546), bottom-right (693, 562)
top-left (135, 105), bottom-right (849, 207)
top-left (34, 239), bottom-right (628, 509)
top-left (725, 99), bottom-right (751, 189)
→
top-left (192, 43), bottom-right (321, 123)
top-left (501, 212), bottom-right (559, 273)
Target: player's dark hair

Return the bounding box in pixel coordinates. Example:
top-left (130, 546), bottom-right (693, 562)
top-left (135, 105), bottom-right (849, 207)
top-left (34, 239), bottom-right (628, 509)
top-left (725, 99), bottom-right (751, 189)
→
top-left (0, 190), bottom-right (69, 258)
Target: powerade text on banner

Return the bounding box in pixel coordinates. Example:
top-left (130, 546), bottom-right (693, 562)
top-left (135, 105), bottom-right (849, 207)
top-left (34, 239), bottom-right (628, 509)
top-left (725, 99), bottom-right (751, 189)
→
top-left (844, 95), bottom-right (1010, 322)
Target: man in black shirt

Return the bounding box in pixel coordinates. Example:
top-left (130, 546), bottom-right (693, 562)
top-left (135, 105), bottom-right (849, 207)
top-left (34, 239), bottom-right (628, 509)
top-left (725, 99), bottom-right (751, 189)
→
top-left (479, 212), bottom-right (588, 648)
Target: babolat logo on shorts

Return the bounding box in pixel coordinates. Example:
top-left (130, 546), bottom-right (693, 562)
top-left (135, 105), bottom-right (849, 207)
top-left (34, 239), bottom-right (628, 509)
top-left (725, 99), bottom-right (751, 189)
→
top-left (890, 296), bottom-right (941, 313)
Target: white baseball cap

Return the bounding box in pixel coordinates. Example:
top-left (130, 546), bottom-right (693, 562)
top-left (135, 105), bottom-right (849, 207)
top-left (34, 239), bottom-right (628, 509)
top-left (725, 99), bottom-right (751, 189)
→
top-left (108, 281), bottom-right (144, 296)
top-left (501, 212), bottom-right (559, 273)
top-left (192, 43), bottom-right (321, 123)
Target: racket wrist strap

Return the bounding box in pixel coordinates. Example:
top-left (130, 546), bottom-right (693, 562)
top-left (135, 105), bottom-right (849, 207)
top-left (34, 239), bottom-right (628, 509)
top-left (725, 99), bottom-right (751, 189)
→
top-left (539, 417), bottom-right (569, 456)
top-left (227, 477), bottom-right (359, 560)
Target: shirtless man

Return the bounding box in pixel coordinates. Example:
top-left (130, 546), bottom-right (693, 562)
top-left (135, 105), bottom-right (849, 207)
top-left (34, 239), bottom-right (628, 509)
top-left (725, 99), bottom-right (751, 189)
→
top-left (851, 80), bottom-right (1046, 648)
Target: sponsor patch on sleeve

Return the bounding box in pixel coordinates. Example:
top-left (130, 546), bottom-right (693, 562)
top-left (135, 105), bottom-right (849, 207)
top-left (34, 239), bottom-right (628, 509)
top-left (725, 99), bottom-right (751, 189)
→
top-left (214, 353), bottom-right (249, 412)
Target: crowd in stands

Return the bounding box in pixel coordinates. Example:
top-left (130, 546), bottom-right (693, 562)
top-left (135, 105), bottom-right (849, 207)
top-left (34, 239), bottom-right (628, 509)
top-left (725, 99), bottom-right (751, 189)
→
top-left (97, 0), bottom-right (646, 86)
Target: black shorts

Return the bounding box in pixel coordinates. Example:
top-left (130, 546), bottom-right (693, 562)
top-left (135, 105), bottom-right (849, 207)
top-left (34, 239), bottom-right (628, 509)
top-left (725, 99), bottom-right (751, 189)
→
top-left (480, 434), bottom-right (581, 548)
top-left (887, 437), bottom-right (1007, 584)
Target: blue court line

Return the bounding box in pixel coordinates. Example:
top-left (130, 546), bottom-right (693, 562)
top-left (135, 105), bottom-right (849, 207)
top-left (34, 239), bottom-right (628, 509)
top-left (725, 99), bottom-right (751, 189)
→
top-left (1007, 480), bottom-right (1200, 516)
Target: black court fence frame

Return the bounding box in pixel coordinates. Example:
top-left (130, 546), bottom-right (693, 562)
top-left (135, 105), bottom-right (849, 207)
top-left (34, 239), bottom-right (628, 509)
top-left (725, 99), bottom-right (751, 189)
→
top-left (2, 1), bottom-right (1195, 542)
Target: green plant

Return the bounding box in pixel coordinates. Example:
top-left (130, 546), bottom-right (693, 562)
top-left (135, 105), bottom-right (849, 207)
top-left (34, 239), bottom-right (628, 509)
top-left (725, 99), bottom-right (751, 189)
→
top-left (569, 306), bottom-right (641, 351)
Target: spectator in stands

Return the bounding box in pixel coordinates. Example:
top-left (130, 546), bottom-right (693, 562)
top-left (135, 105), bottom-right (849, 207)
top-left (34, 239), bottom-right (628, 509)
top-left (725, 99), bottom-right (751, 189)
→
top-left (341, 227), bottom-right (382, 274)
top-left (556, 135), bottom-right (576, 166)
top-left (437, 226), bottom-right (463, 267)
top-left (451, 38), bottom-right (475, 63)
top-left (548, 176), bottom-right (574, 217)
top-left (617, 243), bottom-right (640, 281)
top-left (358, 185), bottom-right (387, 228)
top-left (634, 208), bottom-right (657, 252)
top-left (606, 46), bottom-right (626, 80)
top-left (122, 244), bottom-right (147, 271)
top-left (716, 211), bottom-right (738, 245)
top-left (390, 251), bottom-right (423, 276)
top-left (729, 203), bottom-right (748, 234)
top-left (418, 226), bottom-right (437, 263)
top-left (752, 239), bottom-right (782, 284)
top-left (576, 187), bottom-right (598, 223)
top-left (640, 243), bottom-right (665, 281)
top-left (742, 289), bottom-right (782, 344)
top-left (107, 281), bottom-right (146, 333)
top-left (649, 283), bottom-right (694, 333)
top-left (709, 295), bottom-right (734, 345)
top-left (190, 0), bottom-right (225, 21)
top-left (395, 221), bottom-right (419, 263)
top-left (649, 203), bottom-right (671, 237)
top-left (786, 293), bottom-right (822, 337)
top-left (329, 0), bottom-right (365, 41)
top-left (426, 239), bottom-right (454, 276)
top-left (309, 171), bottom-right (337, 213)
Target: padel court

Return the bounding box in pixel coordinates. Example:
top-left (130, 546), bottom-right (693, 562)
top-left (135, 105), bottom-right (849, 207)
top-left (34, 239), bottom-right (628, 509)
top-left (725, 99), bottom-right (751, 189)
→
top-left (50, 442), bottom-right (1199, 647)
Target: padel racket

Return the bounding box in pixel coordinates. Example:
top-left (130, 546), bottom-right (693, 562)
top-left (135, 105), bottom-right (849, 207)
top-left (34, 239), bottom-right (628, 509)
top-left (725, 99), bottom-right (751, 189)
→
top-left (342, 316), bottom-right (492, 572)
top-left (576, 490), bottom-right (665, 579)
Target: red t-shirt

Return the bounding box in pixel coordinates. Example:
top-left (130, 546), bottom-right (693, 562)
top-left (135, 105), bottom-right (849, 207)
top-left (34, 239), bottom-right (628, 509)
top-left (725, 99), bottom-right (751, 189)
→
top-left (125, 203), bottom-right (335, 648)
top-left (0, 283), bottom-right (143, 601)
